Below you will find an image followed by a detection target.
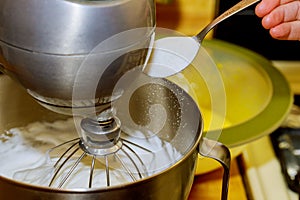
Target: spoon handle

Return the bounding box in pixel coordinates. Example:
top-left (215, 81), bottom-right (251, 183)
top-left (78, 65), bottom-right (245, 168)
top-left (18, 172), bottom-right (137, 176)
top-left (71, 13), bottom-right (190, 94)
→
top-left (195, 0), bottom-right (261, 43)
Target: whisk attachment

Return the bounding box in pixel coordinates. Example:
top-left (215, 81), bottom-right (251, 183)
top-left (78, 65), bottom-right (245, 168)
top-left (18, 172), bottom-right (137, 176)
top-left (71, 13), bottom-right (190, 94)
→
top-left (47, 116), bottom-right (152, 189)
top-left (79, 117), bottom-right (123, 156)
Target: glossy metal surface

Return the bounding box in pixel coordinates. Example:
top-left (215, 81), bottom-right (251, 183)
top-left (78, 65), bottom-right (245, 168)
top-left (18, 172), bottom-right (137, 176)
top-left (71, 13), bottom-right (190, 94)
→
top-left (0, 0), bottom-right (155, 115)
top-left (199, 138), bottom-right (231, 200)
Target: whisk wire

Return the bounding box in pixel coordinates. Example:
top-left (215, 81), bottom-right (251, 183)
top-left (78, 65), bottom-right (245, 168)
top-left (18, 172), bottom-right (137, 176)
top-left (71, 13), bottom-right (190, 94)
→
top-left (105, 155), bottom-right (110, 187)
top-left (122, 143), bottom-right (149, 178)
top-left (48, 138), bottom-right (80, 153)
top-left (53, 140), bottom-right (79, 168)
top-left (123, 139), bottom-right (152, 153)
top-left (58, 151), bottom-right (87, 188)
top-left (49, 146), bottom-right (80, 187)
top-left (115, 153), bottom-right (137, 181)
top-left (89, 155), bottom-right (96, 188)
top-left (120, 148), bottom-right (143, 179)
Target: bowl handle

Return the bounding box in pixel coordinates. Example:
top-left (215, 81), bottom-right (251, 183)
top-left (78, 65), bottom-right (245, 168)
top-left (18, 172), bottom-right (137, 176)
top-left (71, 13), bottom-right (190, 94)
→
top-left (198, 137), bottom-right (231, 200)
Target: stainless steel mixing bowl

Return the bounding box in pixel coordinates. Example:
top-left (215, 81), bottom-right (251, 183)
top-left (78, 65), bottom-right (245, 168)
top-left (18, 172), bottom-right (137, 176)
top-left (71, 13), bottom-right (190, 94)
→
top-left (0, 74), bottom-right (230, 200)
top-left (0, 0), bottom-right (155, 115)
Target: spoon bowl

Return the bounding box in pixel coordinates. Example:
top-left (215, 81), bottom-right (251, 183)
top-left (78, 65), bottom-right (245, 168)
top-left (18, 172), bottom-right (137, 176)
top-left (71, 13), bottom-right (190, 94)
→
top-left (144, 0), bottom-right (261, 77)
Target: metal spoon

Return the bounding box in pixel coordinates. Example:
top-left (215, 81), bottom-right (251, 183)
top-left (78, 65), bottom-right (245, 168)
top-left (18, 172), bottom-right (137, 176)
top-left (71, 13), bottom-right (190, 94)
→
top-left (195, 0), bottom-right (261, 43)
top-left (145, 0), bottom-right (261, 77)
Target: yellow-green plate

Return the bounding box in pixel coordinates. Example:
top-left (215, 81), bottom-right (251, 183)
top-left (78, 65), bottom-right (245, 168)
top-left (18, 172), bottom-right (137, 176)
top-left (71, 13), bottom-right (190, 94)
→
top-left (202, 39), bottom-right (293, 148)
top-left (192, 39), bottom-right (293, 174)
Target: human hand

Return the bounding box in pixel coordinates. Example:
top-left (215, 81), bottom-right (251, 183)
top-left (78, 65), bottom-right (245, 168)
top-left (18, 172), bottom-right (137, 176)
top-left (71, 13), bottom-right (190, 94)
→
top-left (255, 0), bottom-right (300, 40)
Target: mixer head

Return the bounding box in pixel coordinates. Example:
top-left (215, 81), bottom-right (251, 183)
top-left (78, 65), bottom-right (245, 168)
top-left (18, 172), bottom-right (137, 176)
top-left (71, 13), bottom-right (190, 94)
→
top-left (0, 0), bottom-right (155, 115)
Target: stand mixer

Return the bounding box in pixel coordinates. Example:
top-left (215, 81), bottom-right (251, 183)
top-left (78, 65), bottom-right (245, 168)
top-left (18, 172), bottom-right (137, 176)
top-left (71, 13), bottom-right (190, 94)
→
top-left (0, 0), bottom-right (231, 199)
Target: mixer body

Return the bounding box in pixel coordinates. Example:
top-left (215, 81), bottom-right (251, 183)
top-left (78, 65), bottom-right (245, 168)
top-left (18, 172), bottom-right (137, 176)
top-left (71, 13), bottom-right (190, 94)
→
top-left (0, 0), bottom-right (156, 115)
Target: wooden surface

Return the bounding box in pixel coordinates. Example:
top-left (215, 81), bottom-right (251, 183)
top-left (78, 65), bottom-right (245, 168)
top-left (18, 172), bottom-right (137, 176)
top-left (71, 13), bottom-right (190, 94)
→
top-left (188, 158), bottom-right (248, 200)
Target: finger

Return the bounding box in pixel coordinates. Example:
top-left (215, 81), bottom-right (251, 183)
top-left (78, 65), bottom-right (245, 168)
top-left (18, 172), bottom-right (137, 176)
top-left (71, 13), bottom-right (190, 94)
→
top-left (255, 0), bottom-right (296, 17)
top-left (262, 1), bottom-right (300, 29)
top-left (270, 21), bottom-right (300, 40)
top-left (255, 0), bottom-right (280, 17)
